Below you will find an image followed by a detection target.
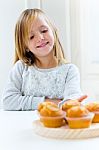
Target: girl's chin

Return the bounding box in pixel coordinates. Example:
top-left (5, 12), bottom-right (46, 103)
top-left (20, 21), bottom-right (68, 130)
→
top-left (36, 53), bottom-right (51, 57)
top-left (36, 50), bottom-right (53, 56)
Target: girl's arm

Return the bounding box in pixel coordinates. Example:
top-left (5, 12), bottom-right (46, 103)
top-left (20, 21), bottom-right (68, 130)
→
top-left (59, 64), bottom-right (84, 106)
top-left (2, 61), bottom-right (45, 111)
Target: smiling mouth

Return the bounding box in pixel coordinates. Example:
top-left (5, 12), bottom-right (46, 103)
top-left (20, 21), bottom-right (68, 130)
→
top-left (36, 42), bottom-right (49, 48)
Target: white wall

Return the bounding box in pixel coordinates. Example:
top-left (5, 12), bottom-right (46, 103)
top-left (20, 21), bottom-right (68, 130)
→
top-left (80, 0), bottom-right (99, 101)
top-left (69, 0), bottom-right (99, 101)
top-left (0, 1), bottom-right (25, 101)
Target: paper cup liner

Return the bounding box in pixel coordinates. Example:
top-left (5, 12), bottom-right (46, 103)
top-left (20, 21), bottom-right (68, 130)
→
top-left (66, 112), bottom-right (94, 129)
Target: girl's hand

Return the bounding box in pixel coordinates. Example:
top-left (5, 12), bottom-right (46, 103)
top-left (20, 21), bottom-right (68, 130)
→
top-left (63, 95), bottom-right (88, 103)
top-left (45, 95), bottom-right (87, 106)
top-left (77, 95), bottom-right (88, 102)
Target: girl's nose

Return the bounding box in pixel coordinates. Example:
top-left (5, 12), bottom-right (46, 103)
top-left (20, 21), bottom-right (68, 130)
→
top-left (36, 33), bottom-right (44, 42)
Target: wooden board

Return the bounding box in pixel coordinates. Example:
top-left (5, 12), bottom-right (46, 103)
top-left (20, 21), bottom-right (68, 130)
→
top-left (32, 120), bottom-right (99, 139)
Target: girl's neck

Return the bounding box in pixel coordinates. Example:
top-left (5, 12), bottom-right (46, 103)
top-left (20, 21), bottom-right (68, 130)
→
top-left (35, 56), bottom-right (58, 69)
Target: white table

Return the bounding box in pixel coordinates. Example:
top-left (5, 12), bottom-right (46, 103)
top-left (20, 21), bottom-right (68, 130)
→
top-left (0, 110), bottom-right (99, 150)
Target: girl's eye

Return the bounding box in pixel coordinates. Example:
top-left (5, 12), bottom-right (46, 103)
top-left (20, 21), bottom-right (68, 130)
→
top-left (30, 35), bottom-right (34, 40)
top-left (41, 29), bottom-right (48, 33)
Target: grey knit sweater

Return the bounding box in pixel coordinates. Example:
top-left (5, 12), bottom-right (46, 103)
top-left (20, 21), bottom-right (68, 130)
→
top-left (2, 60), bottom-right (82, 110)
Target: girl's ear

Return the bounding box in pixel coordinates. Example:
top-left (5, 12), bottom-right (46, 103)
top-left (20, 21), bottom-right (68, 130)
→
top-left (26, 49), bottom-right (29, 52)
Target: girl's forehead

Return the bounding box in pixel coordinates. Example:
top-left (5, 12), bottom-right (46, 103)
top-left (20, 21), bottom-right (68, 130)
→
top-left (30, 16), bottom-right (49, 31)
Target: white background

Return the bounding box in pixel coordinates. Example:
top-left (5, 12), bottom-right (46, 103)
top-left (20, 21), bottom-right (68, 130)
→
top-left (0, 1), bottom-right (25, 105)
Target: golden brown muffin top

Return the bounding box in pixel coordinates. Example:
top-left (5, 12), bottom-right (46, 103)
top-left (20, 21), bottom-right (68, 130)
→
top-left (38, 102), bottom-right (57, 112)
top-left (62, 100), bottom-right (81, 112)
top-left (85, 102), bottom-right (99, 112)
top-left (66, 106), bottom-right (89, 118)
top-left (38, 102), bottom-right (64, 117)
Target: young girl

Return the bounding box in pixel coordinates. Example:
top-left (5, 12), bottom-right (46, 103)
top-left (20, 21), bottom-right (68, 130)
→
top-left (2, 8), bottom-right (84, 110)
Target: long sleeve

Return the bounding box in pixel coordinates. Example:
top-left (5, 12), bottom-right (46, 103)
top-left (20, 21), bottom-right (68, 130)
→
top-left (2, 61), bottom-right (45, 111)
top-left (63, 64), bottom-right (83, 101)
top-left (58, 64), bottom-right (83, 107)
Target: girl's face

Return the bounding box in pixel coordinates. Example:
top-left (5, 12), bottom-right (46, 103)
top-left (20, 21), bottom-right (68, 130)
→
top-left (27, 16), bottom-right (54, 58)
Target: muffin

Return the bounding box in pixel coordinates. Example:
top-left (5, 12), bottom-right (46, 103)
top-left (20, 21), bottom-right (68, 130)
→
top-left (38, 102), bottom-right (66, 128)
top-left (62, 99), bottom-right (81, 112)
top-left (85, 102), bottom-right (99, 123)
top-left (66, 106), bottom-right (94, 129)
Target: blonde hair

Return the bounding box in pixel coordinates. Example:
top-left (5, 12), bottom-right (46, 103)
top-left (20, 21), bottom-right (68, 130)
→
top-left (14, 8), bottom-right (67, 65)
